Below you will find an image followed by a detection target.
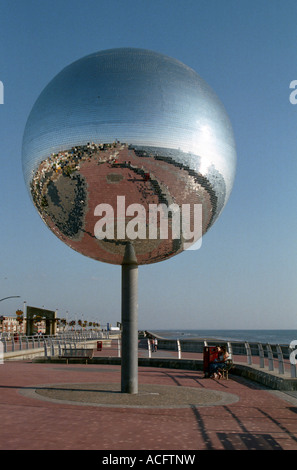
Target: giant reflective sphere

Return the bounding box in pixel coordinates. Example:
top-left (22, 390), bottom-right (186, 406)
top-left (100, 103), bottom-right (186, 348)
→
top-left (22, 48), bottom-right (236, 265)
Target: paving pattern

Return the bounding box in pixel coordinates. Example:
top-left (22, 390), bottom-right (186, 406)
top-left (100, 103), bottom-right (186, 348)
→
top-left (0, 360), bottom-right (297, 450)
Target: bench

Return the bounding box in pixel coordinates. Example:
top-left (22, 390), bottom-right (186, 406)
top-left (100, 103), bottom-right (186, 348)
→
top-left (218, 359), bottom-right (234, 380)
top-left (59, 348), bottom-right (94, 364)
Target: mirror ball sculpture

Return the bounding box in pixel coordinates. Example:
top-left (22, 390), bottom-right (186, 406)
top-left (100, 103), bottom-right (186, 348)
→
top-left (22, 48), bottom-right (236, 393)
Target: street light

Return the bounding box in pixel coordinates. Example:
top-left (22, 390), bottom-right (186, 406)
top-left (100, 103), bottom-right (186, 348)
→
top-left (0, 296), bottom-right (20, 302)
top-left (0, 296), bottom-right (21, 335)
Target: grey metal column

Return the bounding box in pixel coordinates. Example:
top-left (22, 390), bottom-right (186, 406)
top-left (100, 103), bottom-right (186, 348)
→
top-left (121, 243), bottom-right (138, 394)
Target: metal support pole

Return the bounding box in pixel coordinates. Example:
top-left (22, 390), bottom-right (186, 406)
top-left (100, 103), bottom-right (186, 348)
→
top-left (266, 344), bottom-right (274, 371)
top-left (258, 343), bottom-right (265, 368)
top-left (177, 340), bottom-right (181, 359)
top-left (276, 344), bottom-right (284, 375)
top-left (147, 339), bottom-right (151, 358)
top-left (227, 342), bottom-right (233, 361)
top-left (121, 243), bottom-right (138, 394)
top-left (245, 342), bottom-right (252, 365)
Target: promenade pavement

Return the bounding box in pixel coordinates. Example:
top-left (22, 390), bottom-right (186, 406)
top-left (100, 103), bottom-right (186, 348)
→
top-left (1, 350), bottom-right (297, 451)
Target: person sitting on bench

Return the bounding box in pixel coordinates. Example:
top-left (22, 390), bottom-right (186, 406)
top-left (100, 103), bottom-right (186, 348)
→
top-left (209, 346), bottom-right (229, 379)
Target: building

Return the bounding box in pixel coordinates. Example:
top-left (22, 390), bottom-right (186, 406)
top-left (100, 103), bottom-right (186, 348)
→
top-left (0, 316), bottom-right (26, 335)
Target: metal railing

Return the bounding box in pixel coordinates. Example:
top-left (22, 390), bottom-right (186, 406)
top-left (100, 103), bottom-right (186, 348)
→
top-left (2, 333), bottom-right (297, 379)
top-left (44, 336), bottom-right (122, 358)
top-left (141, 338), bottom-right (297, 379)
top-left (0, 330), bottom-right (106, 354)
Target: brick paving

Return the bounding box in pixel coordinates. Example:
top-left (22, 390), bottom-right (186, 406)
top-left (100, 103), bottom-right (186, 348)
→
top-left (0, 359), bottom-right (297, 450)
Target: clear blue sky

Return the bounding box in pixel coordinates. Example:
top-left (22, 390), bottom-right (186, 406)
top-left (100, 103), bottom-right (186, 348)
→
top-left (0, 0), bottom-right (296, 330)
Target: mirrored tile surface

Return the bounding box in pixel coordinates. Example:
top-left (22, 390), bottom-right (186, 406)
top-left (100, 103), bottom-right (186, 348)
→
top-left (22, 48), bottom-right (236, 265)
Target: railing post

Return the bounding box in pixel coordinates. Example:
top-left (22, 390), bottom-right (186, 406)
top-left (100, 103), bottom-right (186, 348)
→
top-left (117, 339), bottom-right (121, 357)
top-left (227, 342), bottom-right (233, 360)
top-left (289, 342), bottom-right (297, 378)
top-left (257, 343), bottom-right (265, 368)
top-left (147, 339), bottom-right (151, 358)
top-left (245, 342), bottom-right (252, 365)
top-left (44, 339), bottom-right (48, 357)
top-left (291, 361), bottom-right (297, 378)
top-left (58, 340), bottom-right (62, 356)
top-left (276, 345), bottom-right (284, 374)
top-left (266, 344), bottom-right (274, 371)
top-left (177, 340), bottom-right (181, 359)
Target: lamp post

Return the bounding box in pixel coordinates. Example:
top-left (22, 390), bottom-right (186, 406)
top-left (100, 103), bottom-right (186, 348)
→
top-left (0, 296), bottom-right (20, 302)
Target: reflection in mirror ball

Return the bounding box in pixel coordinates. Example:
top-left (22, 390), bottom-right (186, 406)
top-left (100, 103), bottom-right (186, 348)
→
top-left (22, 48), bottom-right (236, 265)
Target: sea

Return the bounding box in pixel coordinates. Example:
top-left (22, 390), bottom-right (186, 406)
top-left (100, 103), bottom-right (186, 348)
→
top-left (150, 329), bottom-right (297, 346)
